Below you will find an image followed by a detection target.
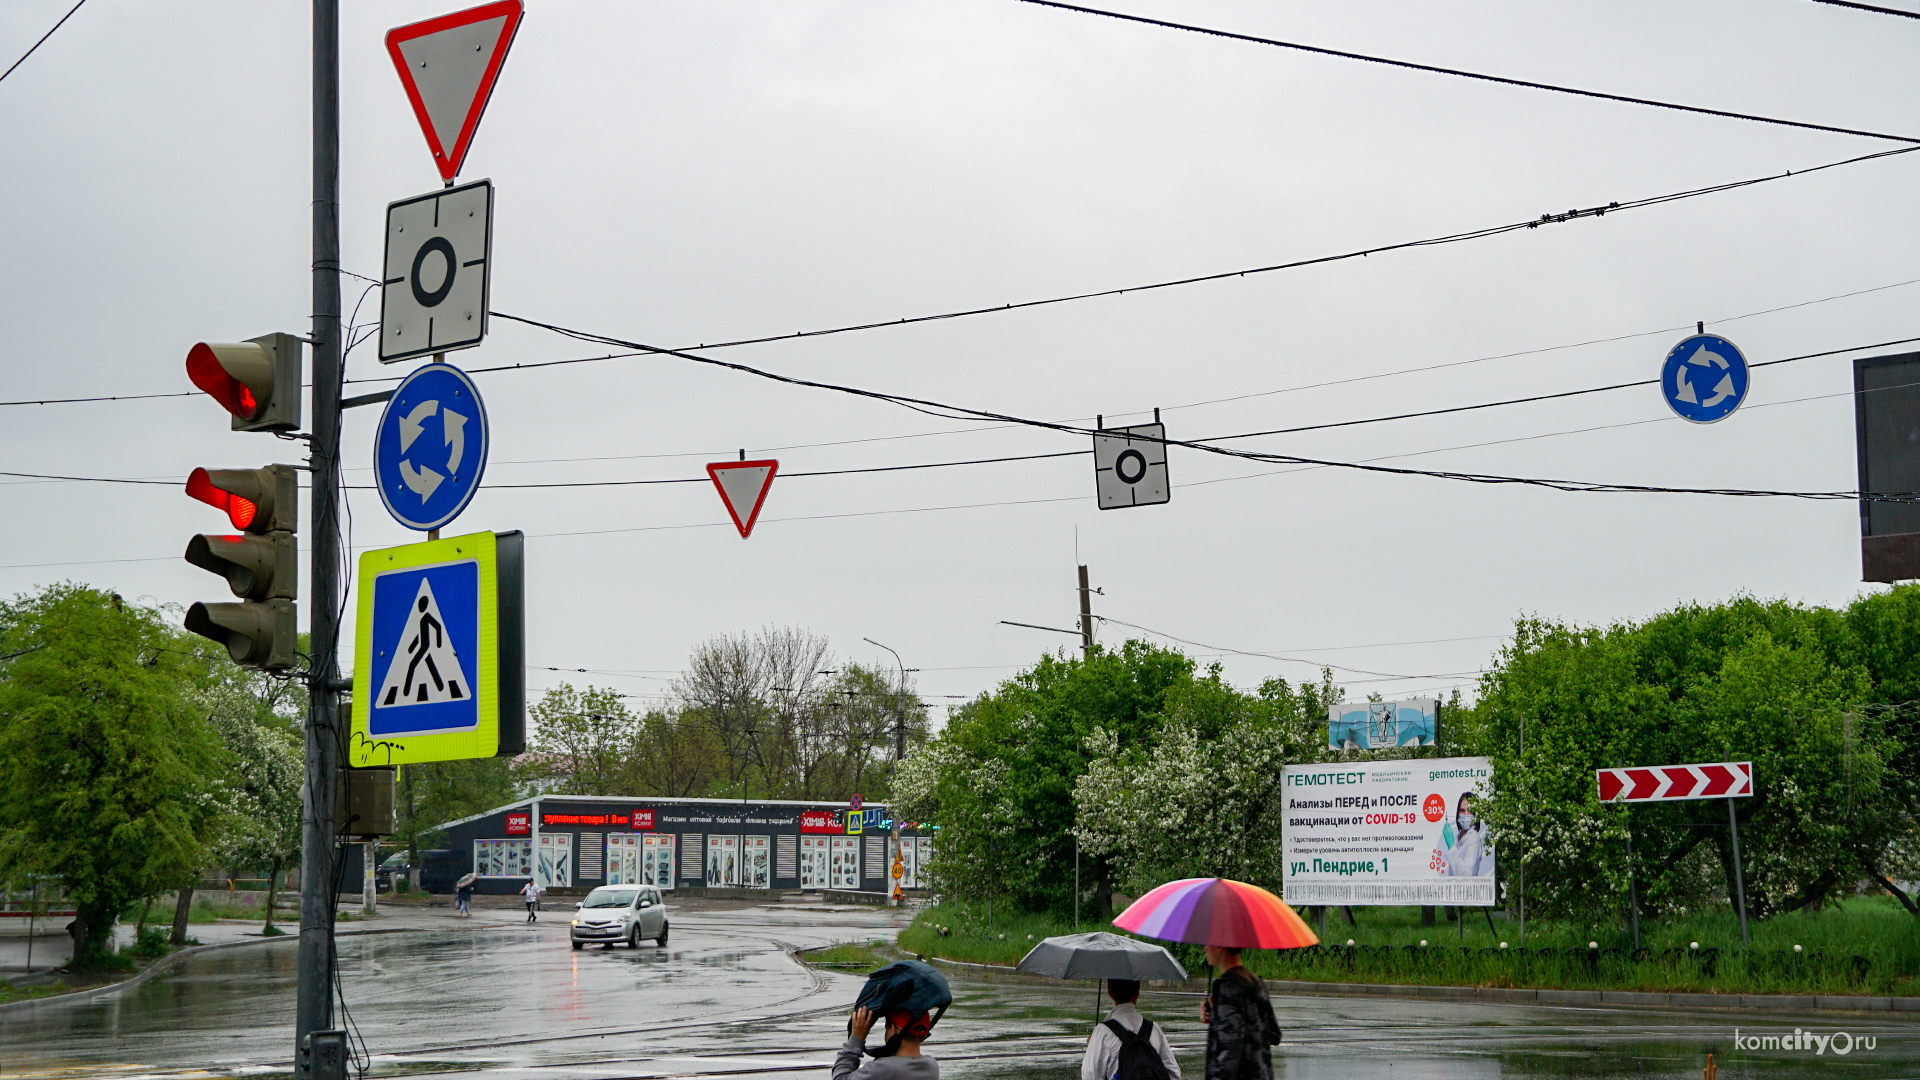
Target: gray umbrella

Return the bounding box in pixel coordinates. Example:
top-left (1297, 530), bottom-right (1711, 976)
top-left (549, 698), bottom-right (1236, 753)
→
top-left (1017, 932), bottom-right (1189, 981)
top-left (1017, 932), bottom-right (1189, 1023)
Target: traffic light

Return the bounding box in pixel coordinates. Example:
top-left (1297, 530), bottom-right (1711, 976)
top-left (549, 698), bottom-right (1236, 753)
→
top-left (184, 334), bottom-right (303, 672)
top-left (185, 333), bottom-right (302, 432)
top-left (184, 465), bottom-right (298, 670)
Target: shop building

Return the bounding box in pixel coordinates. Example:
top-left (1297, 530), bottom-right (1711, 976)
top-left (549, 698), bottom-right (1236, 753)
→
top-left (428, 795), bottom-right (937, 895)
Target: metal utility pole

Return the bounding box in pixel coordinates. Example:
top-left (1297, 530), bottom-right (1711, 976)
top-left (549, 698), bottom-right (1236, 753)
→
top-left (1077, 565), bottom-right (1094, 659)
top-left (297, 0), bottom-right (344, 1061)
top-left (1727, 796), bottom-right (1750, 947)
top-left (865, 638), bottom-right (907, 907)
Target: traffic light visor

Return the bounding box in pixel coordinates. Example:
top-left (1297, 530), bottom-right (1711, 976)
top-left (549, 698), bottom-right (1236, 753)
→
top-left (187, 467), bottom-right (257, 530)
top-left (186, 342), bottom-right (269, 421)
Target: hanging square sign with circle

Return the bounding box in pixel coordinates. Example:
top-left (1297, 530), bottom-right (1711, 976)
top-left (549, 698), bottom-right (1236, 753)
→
top-left (380, 178), bottom-right (493, 363)
top-left (1093, 422), bottom-right (1170, 509)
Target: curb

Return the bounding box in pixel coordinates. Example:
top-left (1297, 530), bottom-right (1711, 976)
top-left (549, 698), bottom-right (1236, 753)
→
top-left (0, 922), bottom-right (428, 1015)
top-left (913, 956), bottom-right (1920, 1016)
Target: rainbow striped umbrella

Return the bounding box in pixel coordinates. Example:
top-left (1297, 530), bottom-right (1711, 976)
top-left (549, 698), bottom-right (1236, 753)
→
top-left (1113, 878), bottom-right (1318, 950)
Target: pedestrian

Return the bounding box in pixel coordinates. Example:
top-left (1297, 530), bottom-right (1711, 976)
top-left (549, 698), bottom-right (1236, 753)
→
top-left (521, 879), bottom-right (540, 923)
top-left (835, 1006), bottom-right (938, 1080)
top-left (1198, 946), bottom-right (1280, 1080)
top-left (455, 880), bottom-right (474, 918)
top-left (833, 959), bottom-right (951, 1080)
top-left (1082, 979), bottom-right (1180, 1080)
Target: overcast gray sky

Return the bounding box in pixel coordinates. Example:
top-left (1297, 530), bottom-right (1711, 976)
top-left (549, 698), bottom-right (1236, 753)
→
top-left (3, 0), bottom-right (1916, 715)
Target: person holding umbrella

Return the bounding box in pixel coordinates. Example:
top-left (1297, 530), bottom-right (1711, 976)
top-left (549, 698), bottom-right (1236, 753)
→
top-left (834, 960), bottom-right (952, 1080)
top-left (454, 872), bottom-right (476, 918)
top-left (1081, 979), bottom-right (1181, 1080)
top-left (1113, 878), bottom-right (1307, 1080)
top-left (1198, 946), bottom-right (1279, 1080)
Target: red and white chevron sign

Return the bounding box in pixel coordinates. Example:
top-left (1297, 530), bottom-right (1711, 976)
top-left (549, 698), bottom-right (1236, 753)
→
top-left (1596, 761), bottom-right (1753, 803)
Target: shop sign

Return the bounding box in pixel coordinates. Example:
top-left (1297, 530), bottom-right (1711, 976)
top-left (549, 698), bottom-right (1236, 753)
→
top-left (542, 811), bottom-right (628, 828)
top-left (800, 810), bottom-right (842, 834)
top-left (504, 811), bottom-right (530, 835)
top-left (631, 809), bottom-right (654, 831)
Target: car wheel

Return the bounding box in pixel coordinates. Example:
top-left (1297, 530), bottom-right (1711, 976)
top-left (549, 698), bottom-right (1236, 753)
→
top-left (627, 925), bottom-right (641, 949)
top-left (655, 920), bottom-right (669, 947)
top-left (571, 941), bottom-right (583, 951)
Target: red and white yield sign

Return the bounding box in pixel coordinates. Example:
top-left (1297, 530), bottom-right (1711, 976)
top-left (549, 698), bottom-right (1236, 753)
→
top-left (707, 460), bottom-right (779, 538)
top-left (1597, 761), bottom-right (1753, 803)
top-left (386, 1), bottom-right (525, 182)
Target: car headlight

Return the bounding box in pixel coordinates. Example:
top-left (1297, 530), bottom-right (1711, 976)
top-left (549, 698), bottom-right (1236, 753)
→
top-left (570, 919), bottom-right (579, 925)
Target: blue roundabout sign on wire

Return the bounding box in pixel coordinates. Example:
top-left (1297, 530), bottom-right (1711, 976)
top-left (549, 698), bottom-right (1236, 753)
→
top-left (1661, 333), bottom-right (1750, 424)
top-left (375, 362), bottom-right (490, 531)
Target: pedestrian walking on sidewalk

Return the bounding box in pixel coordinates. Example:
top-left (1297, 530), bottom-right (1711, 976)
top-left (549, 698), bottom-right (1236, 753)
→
top-left (1082, 979), bottom-right (1180, 1080)
top-left (1198, 946), bottom-right (1280, 1080)
top-left (521, 879), bottom-right (540, 923)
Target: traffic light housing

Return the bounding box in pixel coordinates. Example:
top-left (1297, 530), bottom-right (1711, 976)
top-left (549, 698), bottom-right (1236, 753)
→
top-left (183, 467), bottom-right (299, 670)
top-left (186, 333), bottom-right (302, 433)
top-left (186, 333), bottom-right (302, 672)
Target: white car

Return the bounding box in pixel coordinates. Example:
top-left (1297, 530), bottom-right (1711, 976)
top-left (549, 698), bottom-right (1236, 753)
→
top-left (570, 884), bottom-right (670, 950)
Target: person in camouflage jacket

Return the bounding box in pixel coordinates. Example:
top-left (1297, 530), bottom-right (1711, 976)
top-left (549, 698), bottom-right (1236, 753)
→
top-left (1198, 946), bottom-right (1280, 1080)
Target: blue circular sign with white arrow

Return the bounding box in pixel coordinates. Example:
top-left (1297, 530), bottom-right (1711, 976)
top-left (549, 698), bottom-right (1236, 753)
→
top-left (1661, 333), bottom-right (1750, 424)
top-left (375, 362), bottom-right (489, 531)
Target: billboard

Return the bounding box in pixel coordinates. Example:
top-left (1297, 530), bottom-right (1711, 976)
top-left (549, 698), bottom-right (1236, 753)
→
top-left (1327, 698), bottom-right (1438, 750)
top-left (1282, 756), bottom-right (1495, 907)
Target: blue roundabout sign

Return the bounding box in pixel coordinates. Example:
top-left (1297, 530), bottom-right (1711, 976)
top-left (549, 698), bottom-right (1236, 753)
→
top-left (1661, 334), bottom-right (1750, 424)
top-left (375, 362), bottom-right (490, 531)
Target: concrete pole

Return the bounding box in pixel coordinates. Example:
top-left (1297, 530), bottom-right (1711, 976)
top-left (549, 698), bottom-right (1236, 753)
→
top-left (1077, 565), bottom-right (1094, 659)
top-left (297, 0), bottom-right (343, 1059)
top-left (362, 843), bottom-right (378, 916)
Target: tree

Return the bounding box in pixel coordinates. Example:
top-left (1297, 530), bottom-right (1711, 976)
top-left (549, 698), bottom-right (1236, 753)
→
top-left (518, 683), bottom-right (641, 795)
top-left (1460, 596), bottom-right (1893, 922)
top-left (196, 646), bottom-right (305, 933)
top-left (1076, 670), bottom-right (1336, 896)
top-left (0, 585), bottom-right (231, 965)
top-left (892, 641), bottom-right (1194, 918)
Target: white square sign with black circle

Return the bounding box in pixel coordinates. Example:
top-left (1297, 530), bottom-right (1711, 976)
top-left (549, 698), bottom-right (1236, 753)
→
top-left (379, 178), bottom-right (493, 364)
top-left (1093, 422), bottom-right (1170, 509)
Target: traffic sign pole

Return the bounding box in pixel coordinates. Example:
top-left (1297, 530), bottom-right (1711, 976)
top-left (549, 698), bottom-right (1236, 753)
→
top-left (298, 0), bottom-right (345, 1066)
top-left (1728, 796), bottom-right (1750, 946)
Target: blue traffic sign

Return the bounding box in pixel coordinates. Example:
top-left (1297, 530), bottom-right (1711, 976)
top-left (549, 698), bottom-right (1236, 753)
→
top-left (375, 362), bottom-right (489, 530)
top-left (1661, 334), bottom-right (1750, 424)
top-left (364, 555), bottom-right (480, 738)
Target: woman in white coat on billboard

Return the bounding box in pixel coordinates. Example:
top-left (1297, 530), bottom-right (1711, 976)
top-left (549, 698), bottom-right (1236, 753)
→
top-left (1442, 793), bottom-right (1487, 877)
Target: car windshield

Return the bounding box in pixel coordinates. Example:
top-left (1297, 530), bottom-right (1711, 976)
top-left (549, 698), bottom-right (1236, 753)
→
top-left (379, 854), bottom-right (406, 868)
top-left (582, 888), bottom-right (638, 909)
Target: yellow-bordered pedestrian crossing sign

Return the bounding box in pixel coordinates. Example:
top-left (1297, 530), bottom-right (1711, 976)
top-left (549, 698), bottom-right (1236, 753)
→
top-left (350, 530), bottom-right (523, 765)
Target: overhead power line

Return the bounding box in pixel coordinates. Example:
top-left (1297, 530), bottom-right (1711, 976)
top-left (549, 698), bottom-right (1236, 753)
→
top-left (1810, 0), bottom-right (1920, 18)
top-left (9, 147), bottom-right (1916, 412)
top-left (476, 142), bottom-right (1917, 371)
top-left (493, 311), bottom-right (1920, 502)
top-left (1012, 0), bottom-right (1920, 144)
top-left (0, 0), bottom-right (87, 86)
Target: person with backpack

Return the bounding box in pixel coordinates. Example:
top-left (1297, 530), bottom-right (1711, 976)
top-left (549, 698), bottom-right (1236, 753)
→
top-left (1081, 979), bottom-right (1181, 1080)
top-left (1197, 946), bottom-right (1280, 1080)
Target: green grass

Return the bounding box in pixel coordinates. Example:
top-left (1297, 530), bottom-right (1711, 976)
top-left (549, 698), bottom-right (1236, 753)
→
top-left (799, 940), bottom-right (897, 968)
top-left (900, 897), bottom-right (1920, 996)
top-left (0, 982), bottom-right (69, 1005)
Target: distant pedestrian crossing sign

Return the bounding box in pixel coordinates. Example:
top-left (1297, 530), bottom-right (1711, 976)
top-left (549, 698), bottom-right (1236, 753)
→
top-left (350, 530), bottom-right (524, 765)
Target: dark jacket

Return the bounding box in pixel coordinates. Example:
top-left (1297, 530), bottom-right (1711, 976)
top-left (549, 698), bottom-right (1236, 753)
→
top-left (1205, 967), bottom-right (1280, 1080)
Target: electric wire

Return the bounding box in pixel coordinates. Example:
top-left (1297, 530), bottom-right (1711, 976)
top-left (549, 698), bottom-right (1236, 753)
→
top-left (1811, 0), bottom-right (1920, 17)
top-left (1096, 614), bottom-right (1483, 680)
top-left (1012, 0), bottom-right (1920, 144)
top-left (476, 313), bottom-right (1920, 503)
top-left (0, 0), bottom-right (86, 86)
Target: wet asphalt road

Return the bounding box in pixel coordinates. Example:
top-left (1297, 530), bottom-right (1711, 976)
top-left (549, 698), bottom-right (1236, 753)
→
top-left (4, 898), bottom-right (1920, 1080)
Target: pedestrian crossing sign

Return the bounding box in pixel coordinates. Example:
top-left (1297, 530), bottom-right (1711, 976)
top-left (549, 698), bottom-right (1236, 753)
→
top-left (350, 530), bottom-right (524, 765)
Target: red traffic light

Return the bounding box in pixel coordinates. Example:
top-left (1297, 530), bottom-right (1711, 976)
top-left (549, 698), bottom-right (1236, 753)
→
top-left (185, 465), bottom-right (294, 534)
top-left (187, 343), bottom-right (264, 421)
top-left (187, 468), bottom-right (257, 530)
top-left (185, 335), bottom-right (301, 432)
